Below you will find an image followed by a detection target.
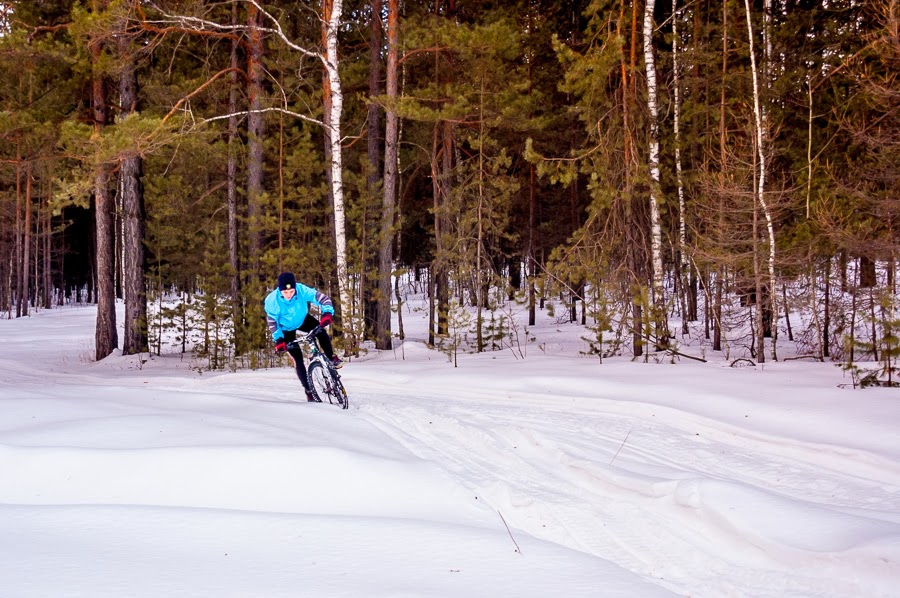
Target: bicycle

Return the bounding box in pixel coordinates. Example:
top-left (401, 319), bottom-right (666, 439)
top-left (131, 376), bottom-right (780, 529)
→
top-left (286, 325), bottom-right (349, 409)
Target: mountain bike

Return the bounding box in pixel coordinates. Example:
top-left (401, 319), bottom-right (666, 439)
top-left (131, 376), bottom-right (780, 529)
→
top-left (287, 325), bottom-right (349, 409)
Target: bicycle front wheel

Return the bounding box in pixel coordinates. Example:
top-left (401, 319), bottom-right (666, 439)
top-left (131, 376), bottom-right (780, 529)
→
top-left (308, 360), bottom-right (348, 409)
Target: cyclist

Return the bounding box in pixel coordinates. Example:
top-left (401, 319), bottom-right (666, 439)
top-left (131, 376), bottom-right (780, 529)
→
top-left (264, 271), bottom-right (342, 402)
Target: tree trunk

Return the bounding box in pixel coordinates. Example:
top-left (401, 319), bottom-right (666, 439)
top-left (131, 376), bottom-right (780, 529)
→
top-left (376, 0), bottom-right (399, 351)
top-left (475, 74), bottom-right (486, 353)
top-left (438, 121), bottom-right (451, 337)
top-left (672, 0), bottom-right (687, 271)
top-left (527, 164), bottom-right (536, 326)
top-left (14, 150), bottom-right (22, 318)
top-left (810, 254), bottom-right (823, 360)
top-left (643, 0), bottom-right (667, 347)
top-left (21, 162), bottom-right (32, 317)
top-left (322, 0), bottom-right (353, 350)
top-left (713, 268), bottom-right (723, 351)
top-left (744, 0), bottom-right (777, 361)
top-left (617, 0), bottom-right (641, 356)
top-left (860, 256), bottom-right (876, 287)
top-left (92, 1), bottom-right (117, 360)
top-left (823, 257), bottom-right (831, 358)
top-left (227, 0), bottom-right (242, 349)
top-left (119, 34), bottom-right (147, 355)
top-left (753, 161), bottom-right (765, 362)
top-left (43, 192), bottom-right (52, 309)
top-left (94, 176), bottom-right (117, 360)
top-left (366, 0), bottom-right (384, 344)
top-left (672, 0), bottom-right (689, 335)
top-left (247, 2), bottom-right (265, 269)
top-left (782, 283), bottom-right (793, 342)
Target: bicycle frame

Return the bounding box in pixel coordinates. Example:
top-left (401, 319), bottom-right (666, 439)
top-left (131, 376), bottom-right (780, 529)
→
top-left (285, 326), bottom-right (348, 409)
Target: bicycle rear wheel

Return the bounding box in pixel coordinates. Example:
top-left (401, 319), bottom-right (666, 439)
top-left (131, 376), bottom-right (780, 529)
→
top-left (308, 360), bottom-right (348, 409)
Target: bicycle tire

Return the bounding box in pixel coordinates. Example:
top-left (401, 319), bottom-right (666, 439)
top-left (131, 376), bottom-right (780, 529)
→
top-left (308, 360), bottom-right (348, 409)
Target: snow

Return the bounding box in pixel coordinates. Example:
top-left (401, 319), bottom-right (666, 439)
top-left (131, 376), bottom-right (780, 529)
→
top-left (1, 300), bottom-right (899, 597)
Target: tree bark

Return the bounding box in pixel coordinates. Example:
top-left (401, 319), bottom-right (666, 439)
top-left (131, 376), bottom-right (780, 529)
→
top-left (672, 0), bottom-right (688, 334)
top-left (43, 191), bottom-right (52, 309)
top-left (437, 120), bottom-right (451, 336)
top-left (227, 0), bottom-right (242, 348)
top-left (119, 33), bottom-right (148, 355)
top-left (247, 2), bottom-right (265, 269)
top-left (14, 152), bottom-right (23, 318)
top-left (643, 0), bottom-right (667, 347)
top-left (376, 0), bottom-right (399, 350)
top-left (475, 73), bottom-right (486, 353)
top-left (92, 0), bottom-right (117, 360)
top-left (366, 0), bottom-right (384, 343)
top-left (322, 0), bottom-right (353, 349)
top-left (22, 162), bottom-right (32, 317)
top-left (528, 164), bottom-right (536, 326)
top-left (744, 0), bottom-right (777, 360)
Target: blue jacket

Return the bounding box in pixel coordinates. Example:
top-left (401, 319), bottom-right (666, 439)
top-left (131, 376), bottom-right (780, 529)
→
top-left (264, 283), bottom-right (335, 342)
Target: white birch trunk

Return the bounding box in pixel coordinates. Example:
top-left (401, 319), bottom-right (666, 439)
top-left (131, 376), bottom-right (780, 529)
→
top-left (672, 0), bottom-right (686, 265)
top-left (322, 0), bottom-right (353, 341)
top-left (643, 0), bottom-right (665, 312)
top-left (744, 0), bottom-right (777, 360)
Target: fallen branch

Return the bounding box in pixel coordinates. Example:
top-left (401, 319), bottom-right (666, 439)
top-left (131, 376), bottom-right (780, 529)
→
top-left (730, 358), bottom-right (756, 367)
top-left (665, 347), bottom-right (707, 363)
top-left (609, 428), bottom-right (632, 465)
top-left (497, 510), bottom-right (522, 555)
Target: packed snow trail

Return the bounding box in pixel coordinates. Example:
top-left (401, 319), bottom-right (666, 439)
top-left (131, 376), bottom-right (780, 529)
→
top-left (0, 307), bottom-right (677, 598)
top-left (2, 306), bottom-right (899, 597)
top-left (353, 363), bottom-right (900, 598)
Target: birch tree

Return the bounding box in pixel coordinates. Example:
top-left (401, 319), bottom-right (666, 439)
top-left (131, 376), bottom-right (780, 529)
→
top-left (143, 0), bottom-right (354, 343)
top-left (643, 0), bottom-right (667, 345)
top-left (672, 0), bottom-right (688, 335)
top-left (320, 0), bottom-right (353, 347)
top-left (743, 0), bottom-right (777, 362)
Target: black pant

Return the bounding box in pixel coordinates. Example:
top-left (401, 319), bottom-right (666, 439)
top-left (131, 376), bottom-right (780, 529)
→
top-left (282, 315), bottom-right (334, 390)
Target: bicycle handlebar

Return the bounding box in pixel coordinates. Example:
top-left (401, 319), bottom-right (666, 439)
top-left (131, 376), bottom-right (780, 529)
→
top-left (285, 325), bottom-right (325, 350)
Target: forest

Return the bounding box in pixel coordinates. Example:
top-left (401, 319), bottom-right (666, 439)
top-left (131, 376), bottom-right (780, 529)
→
top-left (0, 0), bottom-right (898, 383)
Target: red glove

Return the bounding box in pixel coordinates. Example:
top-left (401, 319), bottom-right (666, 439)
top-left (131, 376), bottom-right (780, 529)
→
top-left (319, 313), bottom-right (333, 327)
top-left (274, 340), bottom-right (287, 353)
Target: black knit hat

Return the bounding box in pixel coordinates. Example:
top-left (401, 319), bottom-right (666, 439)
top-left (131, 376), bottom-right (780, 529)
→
top-left (277, 272), bottom-right (296, 291)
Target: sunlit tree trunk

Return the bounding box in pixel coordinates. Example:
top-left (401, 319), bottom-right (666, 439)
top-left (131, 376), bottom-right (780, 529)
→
top-left (672, 0), bottom-right (688, 335)
top-left (643, 0), bottom-right (667, 347)
top-left (322, 0), bottom-right (353, 348)
top-left (744, 0), bottom-right (777, 361)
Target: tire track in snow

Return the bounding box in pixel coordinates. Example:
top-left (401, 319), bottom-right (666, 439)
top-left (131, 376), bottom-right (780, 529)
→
top-left (357, 388), bottom-right (899, 598)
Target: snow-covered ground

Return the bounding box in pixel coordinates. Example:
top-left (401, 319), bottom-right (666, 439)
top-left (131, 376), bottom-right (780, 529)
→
top-left (1, 299), bottom-right (899, 597)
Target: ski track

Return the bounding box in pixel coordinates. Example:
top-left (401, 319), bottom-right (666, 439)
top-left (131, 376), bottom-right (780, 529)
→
top-left (357, 385), bottom-right (899, 598)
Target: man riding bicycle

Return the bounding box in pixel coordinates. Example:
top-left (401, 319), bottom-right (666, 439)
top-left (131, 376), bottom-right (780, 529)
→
top-left (264, 271), bottom-right (342, 402)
